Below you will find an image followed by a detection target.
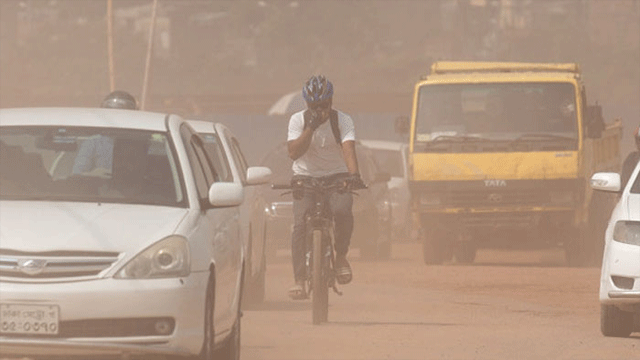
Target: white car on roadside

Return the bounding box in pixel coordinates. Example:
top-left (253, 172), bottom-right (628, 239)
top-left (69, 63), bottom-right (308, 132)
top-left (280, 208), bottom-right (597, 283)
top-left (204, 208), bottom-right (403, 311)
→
top-left (359, 140), bottom-right (412, 241)
top-left (187, 119), bottom-right (272, 305)
top-left (590, 163), bottom-right (640, 338)
top-left (0, 107), bottom-right (245, 359)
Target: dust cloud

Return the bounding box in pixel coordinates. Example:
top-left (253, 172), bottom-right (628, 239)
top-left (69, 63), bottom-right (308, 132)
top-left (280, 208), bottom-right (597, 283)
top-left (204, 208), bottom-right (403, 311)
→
top-left (1, 0), bottom-right (639, 162)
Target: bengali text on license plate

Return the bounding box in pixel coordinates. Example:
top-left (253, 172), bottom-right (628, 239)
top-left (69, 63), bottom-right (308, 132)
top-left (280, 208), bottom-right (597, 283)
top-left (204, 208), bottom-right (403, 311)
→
top-left (0, 303), bottom-right (60, 335)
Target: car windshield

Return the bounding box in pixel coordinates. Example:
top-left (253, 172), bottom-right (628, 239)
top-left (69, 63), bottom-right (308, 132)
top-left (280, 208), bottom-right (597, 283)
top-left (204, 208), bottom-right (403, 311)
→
top-left (369, 148), bottom-right (404, 178)
top-left (0, 126), bottom-right (187, 207)
top-left (414, 82), bottom-right (578, 144)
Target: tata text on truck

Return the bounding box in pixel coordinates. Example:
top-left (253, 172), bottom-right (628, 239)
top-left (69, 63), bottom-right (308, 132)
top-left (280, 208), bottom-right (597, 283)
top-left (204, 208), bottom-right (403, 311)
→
top-left (408, 61), bottom-right (621, 266)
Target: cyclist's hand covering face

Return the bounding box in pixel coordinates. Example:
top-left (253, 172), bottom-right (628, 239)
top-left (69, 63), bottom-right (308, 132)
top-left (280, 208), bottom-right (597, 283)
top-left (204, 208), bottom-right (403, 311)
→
top-left (306, 100), bottom-right (331, 130)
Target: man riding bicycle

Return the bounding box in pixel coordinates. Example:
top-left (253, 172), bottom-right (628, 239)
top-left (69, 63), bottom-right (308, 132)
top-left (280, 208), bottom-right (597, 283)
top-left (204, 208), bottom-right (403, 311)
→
top-left (287, 75), bottom-right (364, 300)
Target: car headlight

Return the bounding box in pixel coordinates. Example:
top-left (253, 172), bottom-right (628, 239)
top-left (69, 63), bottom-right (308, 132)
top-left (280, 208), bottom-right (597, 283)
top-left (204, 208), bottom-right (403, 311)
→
top-left (549, 191), bottom-right (574, 205)
top-left (115, 236), bottom-right (190, 279)
top-left (612, 221), bottom-right (640, 246)
top-left (420, 193), bottom-right (440, 206)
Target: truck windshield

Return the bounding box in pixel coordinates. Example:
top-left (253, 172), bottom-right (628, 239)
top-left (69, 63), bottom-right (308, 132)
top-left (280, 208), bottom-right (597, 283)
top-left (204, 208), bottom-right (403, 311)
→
top-left (414, 82), bottom-right (578, 143)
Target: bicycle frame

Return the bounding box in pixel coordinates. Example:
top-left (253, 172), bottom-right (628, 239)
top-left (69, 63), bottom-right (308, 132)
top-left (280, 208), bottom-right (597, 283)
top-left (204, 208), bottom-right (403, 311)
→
top-left (273, 176), bottom-right (355, 324)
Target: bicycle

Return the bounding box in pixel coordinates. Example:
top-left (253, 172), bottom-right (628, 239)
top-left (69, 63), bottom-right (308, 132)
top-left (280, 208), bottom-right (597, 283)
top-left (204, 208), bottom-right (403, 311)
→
top-left (273, 175), bottom-right (366, 324)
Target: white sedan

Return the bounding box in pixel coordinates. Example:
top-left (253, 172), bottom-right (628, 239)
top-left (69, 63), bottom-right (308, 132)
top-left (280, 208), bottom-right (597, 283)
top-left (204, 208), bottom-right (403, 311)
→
top-left (359, 140), bottom-right (412, 241)
top-left (187, 119), bottom-right (272, 305)
top-left (591, 164), bottom-right (640, 338)
top-left (0, 107), bottom-right (245, 359)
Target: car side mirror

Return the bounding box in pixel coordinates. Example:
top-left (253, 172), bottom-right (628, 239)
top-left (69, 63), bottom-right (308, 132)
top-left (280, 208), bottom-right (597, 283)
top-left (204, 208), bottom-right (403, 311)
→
top-left (208, 182), bottom-right (244, 207)
top-left (585, 104), bottom-right (605, 139)
top-left (246, 166), bottom-right (272, 186)
top-left (590, 172), bottom-right (621, 193)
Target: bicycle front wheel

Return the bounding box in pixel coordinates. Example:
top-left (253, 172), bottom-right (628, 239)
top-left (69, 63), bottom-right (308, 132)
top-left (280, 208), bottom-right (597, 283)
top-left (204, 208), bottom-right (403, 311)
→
top-left (312, 229), bottom-right (329, 324)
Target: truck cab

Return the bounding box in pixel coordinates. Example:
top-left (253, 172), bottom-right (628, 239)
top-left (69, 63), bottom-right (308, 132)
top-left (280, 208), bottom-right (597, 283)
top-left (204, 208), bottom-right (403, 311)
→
top-left (409, 61), bottom-right (621, 266)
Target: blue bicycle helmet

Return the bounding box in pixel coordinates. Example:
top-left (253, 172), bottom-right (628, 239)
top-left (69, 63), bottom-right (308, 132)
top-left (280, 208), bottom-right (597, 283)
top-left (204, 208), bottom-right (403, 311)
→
top-left (302, 75), bottom-right (333, 104)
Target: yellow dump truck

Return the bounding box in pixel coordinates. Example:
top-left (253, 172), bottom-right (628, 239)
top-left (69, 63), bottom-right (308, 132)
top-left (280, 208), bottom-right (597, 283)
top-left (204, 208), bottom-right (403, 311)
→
top-left (408, 61), bottom-right (622, 266)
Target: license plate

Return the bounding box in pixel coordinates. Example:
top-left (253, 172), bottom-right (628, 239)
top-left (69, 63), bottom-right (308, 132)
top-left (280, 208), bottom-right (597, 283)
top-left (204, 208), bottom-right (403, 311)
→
top-left (0, 303), bottom-right (60, 335)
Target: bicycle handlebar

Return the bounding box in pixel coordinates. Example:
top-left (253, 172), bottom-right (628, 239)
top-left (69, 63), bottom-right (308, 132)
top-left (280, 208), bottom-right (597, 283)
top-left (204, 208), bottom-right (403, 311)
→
top-left (271, 178), bottom-right (367, 193)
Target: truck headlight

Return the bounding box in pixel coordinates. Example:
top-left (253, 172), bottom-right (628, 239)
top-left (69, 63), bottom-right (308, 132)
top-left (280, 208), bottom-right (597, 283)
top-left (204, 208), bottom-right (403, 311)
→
top-left (612, 221), bottom-right (640, 246)
top-left (115, 236), bottom-right (190, 279)
top-left (420, 193), bottom-right (441, 206)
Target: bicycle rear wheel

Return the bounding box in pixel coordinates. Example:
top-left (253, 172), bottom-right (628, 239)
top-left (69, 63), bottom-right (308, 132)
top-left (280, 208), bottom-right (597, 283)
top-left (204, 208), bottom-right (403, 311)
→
top-left (312, 229), bottom-right (329, 324)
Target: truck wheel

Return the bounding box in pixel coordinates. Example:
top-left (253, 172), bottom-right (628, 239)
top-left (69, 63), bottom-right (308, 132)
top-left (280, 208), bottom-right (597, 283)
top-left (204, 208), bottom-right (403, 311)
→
top-left (601, 304), bottom-right (634, 337)
top-left (564, 228), bottom-right (586, 267)
top-left (422, 229), bottom-right (448, 265)
top-left (454, 242), bottom-right (477, 264)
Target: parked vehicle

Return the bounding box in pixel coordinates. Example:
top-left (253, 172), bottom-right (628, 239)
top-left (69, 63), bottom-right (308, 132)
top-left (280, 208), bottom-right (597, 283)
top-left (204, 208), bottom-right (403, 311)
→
top-left (360, 140), bottom-right (412, 242)
top-left (187, 119), bottom-right (272, 305)
top-left (256, 141), bottom-right (392, 261)
top-left (590, 165), bottom-right (640, 338)
top-left (407, 61), bottom-right (622, 266)
top-left (0, 107), bottom-right (245, 359)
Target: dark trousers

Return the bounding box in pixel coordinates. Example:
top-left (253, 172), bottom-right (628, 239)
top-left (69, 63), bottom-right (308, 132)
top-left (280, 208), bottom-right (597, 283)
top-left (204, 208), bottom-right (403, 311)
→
top-left (291, 178), bottom-right (353, 282)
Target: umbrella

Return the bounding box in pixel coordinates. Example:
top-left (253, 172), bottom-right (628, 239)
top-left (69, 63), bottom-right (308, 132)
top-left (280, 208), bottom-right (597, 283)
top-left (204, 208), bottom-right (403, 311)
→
top-left (267, 90), bottom-right (306, 116)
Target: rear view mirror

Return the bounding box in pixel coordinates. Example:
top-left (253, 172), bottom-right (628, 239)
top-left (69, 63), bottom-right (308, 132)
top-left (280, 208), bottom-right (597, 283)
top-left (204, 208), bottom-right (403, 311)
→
top-left (590, 172), bottom-right (621, 193)
top-left (36, 131), bottom-right (78, 152)
top-left (208, 182), bottom-right (244, 207)
top-left (246, 166), bottom-right (272, 186)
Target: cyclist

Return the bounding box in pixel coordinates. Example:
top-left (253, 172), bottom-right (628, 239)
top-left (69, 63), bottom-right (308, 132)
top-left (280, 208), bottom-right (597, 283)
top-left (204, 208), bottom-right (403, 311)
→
top-left (286, 75), bottom-right (364, 300)
top-left (621, 124), bottom-right (640, 189)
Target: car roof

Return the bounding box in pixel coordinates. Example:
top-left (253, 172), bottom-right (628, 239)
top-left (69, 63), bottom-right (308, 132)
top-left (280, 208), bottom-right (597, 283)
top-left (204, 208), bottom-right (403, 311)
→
top-left (0, 107), bottom-right (176, 132)
top-left (359, 139), bottom-right (407, 151)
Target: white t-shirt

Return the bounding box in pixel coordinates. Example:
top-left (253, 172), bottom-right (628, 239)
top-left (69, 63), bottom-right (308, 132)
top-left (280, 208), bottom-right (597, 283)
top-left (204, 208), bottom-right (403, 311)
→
top-left (287, 109), bottom-right (356, 177)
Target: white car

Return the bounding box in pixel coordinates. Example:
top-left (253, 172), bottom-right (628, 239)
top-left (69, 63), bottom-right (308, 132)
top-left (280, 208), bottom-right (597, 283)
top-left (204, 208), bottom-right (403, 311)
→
top-left (187, 120), bottom-right (272, 304)
top-left (590, 164), bottom-right (640, 338)
top-left (359, 140), bottom-right (412, 241)
top-left (0, 107), bottom-right (245, 359)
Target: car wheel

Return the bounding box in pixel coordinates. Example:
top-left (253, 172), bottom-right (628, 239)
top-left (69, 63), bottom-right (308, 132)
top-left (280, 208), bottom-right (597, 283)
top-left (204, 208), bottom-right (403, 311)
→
top-left (601, 304), bottom-right (634, 337)
top-left (264, 223), bottom-right (278, 262)
top-left (249, 249), bottom-right (267, 304)
top-left (216, 302), bottom-right (242, 360)
top-left (563, 227), bottom-right (586, 267)
top-left (377, 217), bottom-right (392, 260)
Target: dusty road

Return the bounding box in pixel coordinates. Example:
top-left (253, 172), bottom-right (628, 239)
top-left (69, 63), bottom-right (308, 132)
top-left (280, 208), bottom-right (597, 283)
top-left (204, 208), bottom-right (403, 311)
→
top-left (4, 243), bottom-right (638, 360)
top-left (241, 243), bottom-right (639, 360)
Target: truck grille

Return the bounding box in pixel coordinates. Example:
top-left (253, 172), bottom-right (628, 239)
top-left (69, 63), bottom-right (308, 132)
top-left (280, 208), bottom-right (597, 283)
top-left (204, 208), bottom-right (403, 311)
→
top-left (447, 189), bottom-right (548, 207)
top-left (0, 250), bottom-right (120, 281)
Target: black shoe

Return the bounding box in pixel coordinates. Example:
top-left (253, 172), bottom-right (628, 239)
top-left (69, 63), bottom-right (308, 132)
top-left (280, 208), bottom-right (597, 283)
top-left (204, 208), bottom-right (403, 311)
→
top-left (334, 255), bottom-right (352, 285)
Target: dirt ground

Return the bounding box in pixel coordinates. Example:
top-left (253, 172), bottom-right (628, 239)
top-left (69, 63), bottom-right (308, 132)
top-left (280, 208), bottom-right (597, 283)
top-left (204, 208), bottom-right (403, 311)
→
top-left (240, 243), bottom-right (639, 360)
top-left (3, 243), bottom-right (638, 360)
